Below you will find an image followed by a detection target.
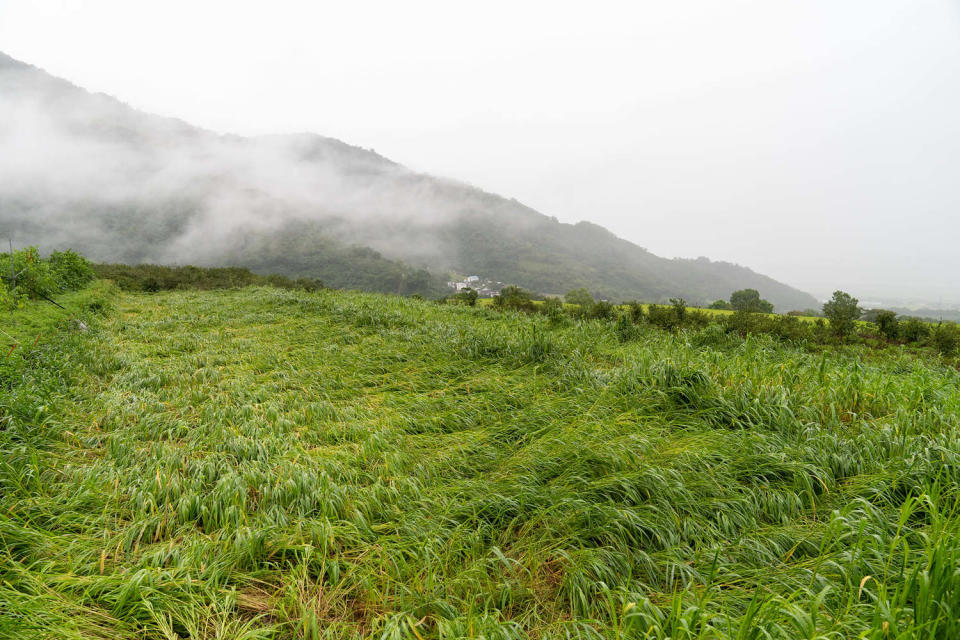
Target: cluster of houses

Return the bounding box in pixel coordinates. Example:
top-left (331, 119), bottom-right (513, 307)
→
top-left (446, 275), bottom-right (504, 298)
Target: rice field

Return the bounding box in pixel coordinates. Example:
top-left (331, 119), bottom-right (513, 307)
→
top-left (1, 284), bottom-right (959, 639)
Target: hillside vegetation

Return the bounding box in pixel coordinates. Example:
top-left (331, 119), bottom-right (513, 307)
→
top-left (1, 283), bottom-right (959, 639)
top-left (0, 51), bottom-right (816, 308)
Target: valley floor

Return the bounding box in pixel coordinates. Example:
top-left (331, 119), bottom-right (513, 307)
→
top-left (1, 285), bottom-right (959, 638)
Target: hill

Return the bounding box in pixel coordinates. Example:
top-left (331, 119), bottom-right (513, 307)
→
top-left (0, 51), bottom-right (817, 308)
top-left (1, 283), bottom-right (958, 637)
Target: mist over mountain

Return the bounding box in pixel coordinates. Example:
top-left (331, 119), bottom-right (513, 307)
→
top-left (0, 52), bottom-right (817, 309)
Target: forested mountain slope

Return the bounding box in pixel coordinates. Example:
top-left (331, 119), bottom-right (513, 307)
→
top-left (0, 51), bottom-right (816, 308)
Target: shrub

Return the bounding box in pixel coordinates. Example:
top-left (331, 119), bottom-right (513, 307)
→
top-left (726, 310), bottom-right (764, 336)
top-left (624, 301), bottom-right (645, 324)
top-left (669, 298), bottom-right (688, 324)
top-left (452, 287), bottom-right (479, 306)
top-left (931, 323), bottom-right (959, 355)
top-left (647, 304), bottom-right (679, 331)
top-left (48, 250), bottom-right (95, 292)
top-left (686, 309), bottom-right (711, 329)
top-left (770, 315), bottom-right (814, 342)
top-left (543, 297), bottom-right (569, 328)
top-left (692, 323), bottom-right (729, 347)
top-left (874, 310), bottom-right (899, 341)
top-left (589, 300), bottom-right (614, 320)
top-left (541, 297), bottom-right (562, 314)
top-left (294, 277), bottom-right (325, 292)
top-left (93, 263), bottom-right (321, 293)
top-left (564, 288), bottom-right (594, 308)
top-left (822, 291), bottom-right (861, 339)
top-left (0, 278), bottom-right (15, 309)
top-left (899, 317), bottom-right (930, 343)
top-left (493, 285), bottom-right (535, 312)
top-left (6, 247), bottom-right (58, 300)
top-left (614, 313), bottom-right (638, 343)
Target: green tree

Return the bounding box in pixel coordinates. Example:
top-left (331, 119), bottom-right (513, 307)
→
top-left (493, 285), bottom-right (534, 312)
top-left (48, 250), bottom-right (95, 292)
top-left (669, 298), bottom-right (688, 324)
top-left (614, 312), bottom-right (637, 342)
top-left (625, 301), bottom-right (645, 324)
top-left (0, 278), bottom-right (16, 309)
top-left (822, 290), bottom-right (861, 338)
top-left (874, 310), bottom-right (899, 341)
top-left (453, 287), bottom-right (478, 306)
top-left (932, 323), bottom-right (959, 355)
top-left (708, 299), bottom-right (732, 310)
top-left (730, 289), bottom-right (774, 313)
top-left (564, 288), bottom-right (594, 308)
top-left (7, 247), bottom-right (58, 300)
top-left (647, 304), bottom-right (678, 331)
top-left (900, 317), bottom-right (930, 343)
top-left (589, 300), bottom-right (614, 320)
top-left (541, 297), bottom-right (568, 328)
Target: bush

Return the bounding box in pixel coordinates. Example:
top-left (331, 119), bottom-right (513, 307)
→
top-left (670, 298), bottom-right (688, 324)
top-left (48, 250), bottom-right (95, 292)
top-left (614, 313), bottom-right (638, 343)
top-left (900, 317), bottom-right (930, 343)
top-left (770, 315), bottom-right (814, 342)
top-left (589, 300), bottom-right (615, 320)
top-left (708, 299), bottom-right (731, 310)
top-left (624, 301), bottom-right (645, 324)
top-left (493, 285), bottom-right (535, 312)
top-left (452, 287), bottom-right (479, 306)
top-left (686, 309), bottom-right (711, 329)
top-left (692, 323), bottom-right (729, 347)
top-left (647, 304), bottom-right (679, 331)
top-left (542, 297), bottom-right (569, 328)
top-left (564, 288), bottom-right (594, 308)
top-left (5, 247), bottom-right (58, 300)
top-left (294, 277), bottom-right (325, 293)
top-left (92, 263), bottom-right (322, 293)
top-left (724, 311), bottom-right (813, 343)
top-left (0, 278), bottom-right (15, 309)
top-left (931, 323), bottom-right (959, 355)
top-left (726, 310), bottom-right (764, 336)
top-left (874, 310), bottom-right (899, 341)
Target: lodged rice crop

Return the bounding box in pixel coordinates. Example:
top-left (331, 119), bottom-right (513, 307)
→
top-left (1, 285), bottom-right (959, 639)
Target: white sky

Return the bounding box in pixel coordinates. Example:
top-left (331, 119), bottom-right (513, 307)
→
top-left (2, 0), bottom-right (959, 303)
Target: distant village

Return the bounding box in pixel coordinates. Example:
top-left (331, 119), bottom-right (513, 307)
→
top-left (446, 275), bottom-right (504, 298)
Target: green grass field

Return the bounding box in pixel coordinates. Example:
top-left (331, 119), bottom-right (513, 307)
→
top-left (2, 284), bottom-right (959, 638)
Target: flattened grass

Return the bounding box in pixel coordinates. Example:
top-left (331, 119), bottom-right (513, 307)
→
top-left (1, 285), bottom-right (960, 638)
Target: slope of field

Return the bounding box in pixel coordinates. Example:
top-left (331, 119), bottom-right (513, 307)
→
top-left (1, 286), bottom-right (959, 638)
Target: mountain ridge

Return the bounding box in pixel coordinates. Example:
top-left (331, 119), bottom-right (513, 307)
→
top-left (0, 51), bottom-right (817, 309)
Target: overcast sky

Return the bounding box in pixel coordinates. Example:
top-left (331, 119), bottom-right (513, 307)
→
top-left (2, 1), bottom-right (958, 303)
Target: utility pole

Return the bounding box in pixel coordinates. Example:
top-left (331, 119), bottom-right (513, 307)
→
top-left (8, 238), bottom-right (14, 290)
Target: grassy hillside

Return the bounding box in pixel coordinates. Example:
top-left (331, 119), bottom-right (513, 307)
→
top-left (1, 285), bottom-right (959, 638)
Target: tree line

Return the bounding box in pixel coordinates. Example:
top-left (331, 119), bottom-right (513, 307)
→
top-left (444, 284), bottom-right (960, 357)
